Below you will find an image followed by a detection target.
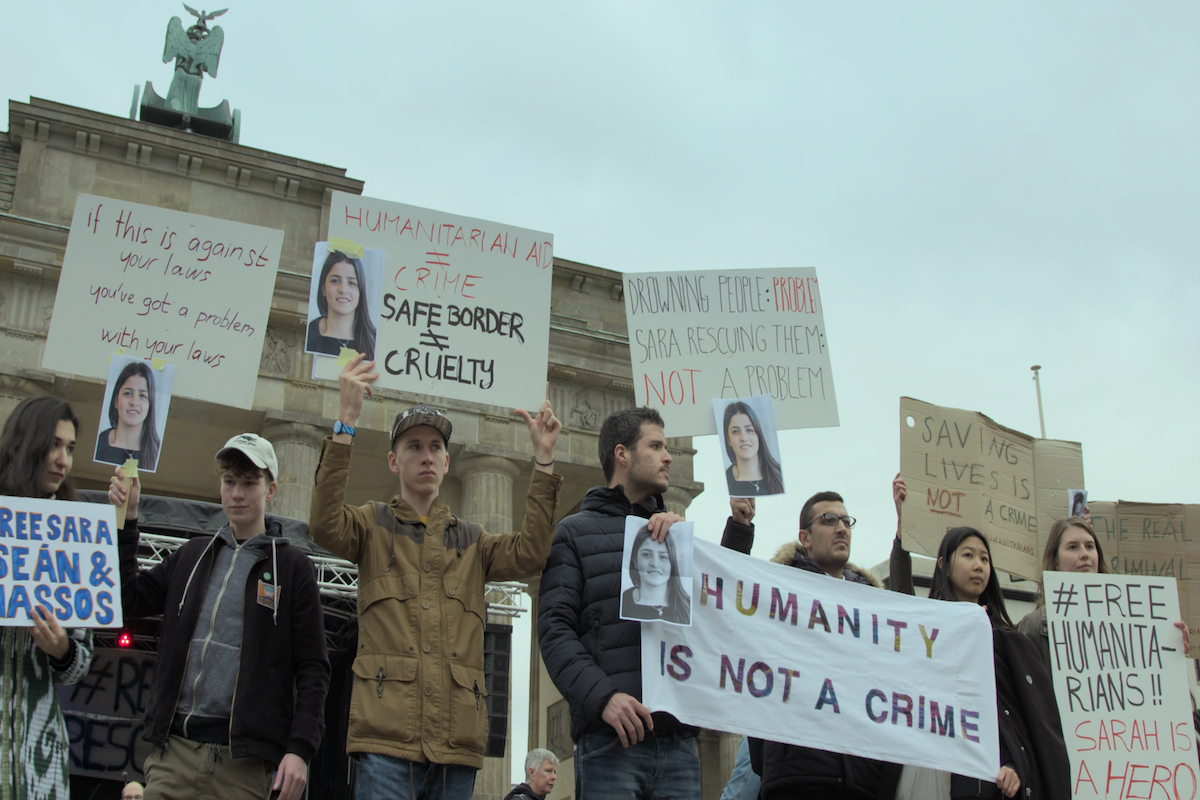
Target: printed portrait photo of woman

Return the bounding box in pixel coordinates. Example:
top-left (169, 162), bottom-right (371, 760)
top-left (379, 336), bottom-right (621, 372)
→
top-left (304, 240), bottom-right (384, 361)
top-left (714, 395), bottom-right (785, 498)
top-left (94, 356), bottom-right (176, 472)
top-left (620, 518), bottom-right (694, 627)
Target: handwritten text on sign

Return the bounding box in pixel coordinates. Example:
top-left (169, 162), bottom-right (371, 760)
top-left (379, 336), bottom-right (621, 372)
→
top-left (642, 539), bottom-right (999, 781)
top-left (42, 195), bottom-right (282, 409)
top-left (1044, 572), bottom-right (1196, 799)
top-left (0, 496), bottom-right (122, 628)
top-left (623, 269), bottom-right (838, 437)
top-left (58, 648), bottom-right (155, 780)
top-left (312, 192), bottom-right (553, 410)
top-left (899, 397), bottom-right (1083, 582)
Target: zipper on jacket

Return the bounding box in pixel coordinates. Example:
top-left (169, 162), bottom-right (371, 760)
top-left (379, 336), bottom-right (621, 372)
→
top-left (474, 680), bottom-right (481, 710)
top-left (591, 619), bottom-right (601, 662)
top-left (376, 667), bottom-right (385, 698)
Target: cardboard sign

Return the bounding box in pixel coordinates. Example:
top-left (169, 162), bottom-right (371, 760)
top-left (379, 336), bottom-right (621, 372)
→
top-left (1088, 502), bottom-right (1200, 658)
top-left (42, 195), bottom-right (283, 409)
top-left (1044, 572), bottom-right (1196, 796)
top-left (643, 538), bottom-right (1000, 781)
top-left (899, 397), bottom-right (1084, 581)
top-left (312, 192), bottom-right (553, 410)
top-left (623, 268), bottom-right (838, 437)
top-left (58, 648), bottom-right (155, 781)
top-left (0, 496), bottom-right (122, 628)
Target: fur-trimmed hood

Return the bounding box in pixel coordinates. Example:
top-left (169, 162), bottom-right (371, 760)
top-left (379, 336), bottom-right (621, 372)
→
top-left (770, 540), bottom-right (883, 588)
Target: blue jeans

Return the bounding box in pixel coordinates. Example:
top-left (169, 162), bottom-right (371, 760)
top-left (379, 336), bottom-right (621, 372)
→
top-left (355, 753), bottom-right (477, 800)
top-left (575, 729), bottom-right (701, 800)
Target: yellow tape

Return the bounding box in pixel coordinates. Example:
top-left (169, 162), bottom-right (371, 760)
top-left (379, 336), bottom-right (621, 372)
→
top-left (336, 347), bottom-right (358, 366)
top-left (122, 457), bottom-right (139, 479)
top-left (327, 237), bottom-right (365, 260)
top-left (151, 358), bottom-right (167, 370)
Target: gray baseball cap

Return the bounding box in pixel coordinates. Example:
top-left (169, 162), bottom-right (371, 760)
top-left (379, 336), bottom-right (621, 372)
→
top-left (216, 433), bottom-right (279, 478)
top-left (391, 403), bottom-right (452, 446)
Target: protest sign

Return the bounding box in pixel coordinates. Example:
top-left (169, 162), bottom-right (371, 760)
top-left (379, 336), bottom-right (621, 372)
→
top-left (712, 394), bottom-right (786, 497)
top-left (0, 496), bottom-right (121, 628)
top-left (642, 538), bottom-right (999, 781)
top-left (42, 195), bottom-right (282, 409)
top-left (312, 192), bottom-right (553, 411)
top-left (899, 397), bottom-right (1084, 581)
top-left (1043, 571), bottom-right (1196, 798)
top-left (1088, 502), bottom-right (1200, 659)
top-left (622, 268), bottom-right (838, 437)
top-left (59, 648), bottom-right (155, 781)
top-left (93, 355), bottom-right (176, 473)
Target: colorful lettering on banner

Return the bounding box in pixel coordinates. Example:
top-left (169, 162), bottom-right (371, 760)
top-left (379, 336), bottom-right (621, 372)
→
top-left (0, 497), bottom-right (122, 628)
top-left (311, 192), bottom-right (553, 410)
top-left (642, 539), bottom-right (1000, 781)
top-left (42, 195), bottom-right (283, 409)
top-left (622, 268), bottom-right (839, 437)
top-left (1044, 572), bottom-right (1197, 799)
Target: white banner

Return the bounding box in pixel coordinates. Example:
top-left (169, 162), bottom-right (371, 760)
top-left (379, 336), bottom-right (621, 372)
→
top-left (0, 497), bottom-right (122, 628)
top-left (313, 192), bottom-right (554, 411)
top-left (623, 268), bottom-right (838, 437)
top-left (42, 195), bottom-right (283, 409)
top-left (1044, 571), bottom-right (1197, 799)
top-left (642, 539), bottom-right (999, 781)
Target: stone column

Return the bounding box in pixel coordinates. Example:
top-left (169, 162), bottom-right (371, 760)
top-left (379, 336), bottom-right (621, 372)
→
top-left (259, 420), bottom-right (325, 529)
top-left (663, 486), bottom-right (694, 519)
top-left (456, 454), bottom-right (521, 800)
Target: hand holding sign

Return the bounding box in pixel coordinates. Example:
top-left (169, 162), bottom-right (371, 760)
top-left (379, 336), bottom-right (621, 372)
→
top-left (602, 691), bottom-right (654, 747)
top-left (28, 605), bottom-right (70, 661)
top-left (108, 463), bottom-right (141, 524)
top-left (337, 353), bottom-right (379, 429)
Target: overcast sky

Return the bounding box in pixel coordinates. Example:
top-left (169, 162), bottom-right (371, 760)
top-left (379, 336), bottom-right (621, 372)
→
top-left (5, 0), bottom-right (1198, 783)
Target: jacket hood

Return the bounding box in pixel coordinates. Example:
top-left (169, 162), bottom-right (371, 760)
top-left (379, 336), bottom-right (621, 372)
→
top-left (580, 484), bottom-right (665, 519)
top-left (771, 540), bottom-right (882, 588)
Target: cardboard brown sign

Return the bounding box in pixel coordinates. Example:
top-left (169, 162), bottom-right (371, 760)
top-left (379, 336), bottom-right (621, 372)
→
top-left (1086, 501), bottom-right (1200, 658)
top-left (899, 397), bottom-right (1084, 581)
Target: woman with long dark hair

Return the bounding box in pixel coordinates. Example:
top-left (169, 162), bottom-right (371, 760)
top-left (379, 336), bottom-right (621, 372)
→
top-left (722, 401), bottom-right (783, 496)
top-left (925, 527), bottom-right (1070, 800)
top-left (306, 250), bottom-right (378, 360)
top-left (0, 396), bottom-right (95, 799)
top-left (620, 524), bottom-right (692, 624)
top-left (95, 360), bottom-right (162, 470)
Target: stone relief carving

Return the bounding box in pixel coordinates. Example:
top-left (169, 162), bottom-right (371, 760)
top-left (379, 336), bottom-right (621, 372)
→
top-left (260, 327), bottom-right (293, 375)
top-left (570, 387), bottom-right (601, 430)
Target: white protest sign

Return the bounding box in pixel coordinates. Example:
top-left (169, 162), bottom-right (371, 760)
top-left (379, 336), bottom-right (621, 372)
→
top-left (623, 268), bottom-right (838, 437)
top-left (42, 194), bottom-right (283, 409)
top-left (313, 192), bottom-right (553, 410)
top-left (643, 539), bottom-right (999, 781)
top-left (0, 497), bottom-right (122, 628)
top-left (1043, 572), bottom-right (1196, 798)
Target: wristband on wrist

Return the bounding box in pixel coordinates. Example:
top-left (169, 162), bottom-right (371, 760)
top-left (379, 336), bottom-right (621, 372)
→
top-left (534, 457), bottom-right (554, 467)
top-left (333, 420), bottom-right (357, 437)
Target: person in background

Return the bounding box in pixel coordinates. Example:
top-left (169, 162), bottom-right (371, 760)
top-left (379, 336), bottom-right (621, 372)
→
top-left (121, 780), bottom-right (145, 800)
top-left (0, 396), bottom-right (96, 800)
top-left (504, 749), bottom-right (558, 800)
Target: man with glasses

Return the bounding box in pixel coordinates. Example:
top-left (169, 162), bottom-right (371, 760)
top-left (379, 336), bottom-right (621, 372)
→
top-left (721, 491), bottom-right (901, 800)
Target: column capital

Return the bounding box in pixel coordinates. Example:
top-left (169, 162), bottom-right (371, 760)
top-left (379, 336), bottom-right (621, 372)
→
top-left (452, 453), bottom-right (522, 482)
top-left (261, 418), bottom-right (328, 447)
top-left (663, 487), bottom-right (696, 518)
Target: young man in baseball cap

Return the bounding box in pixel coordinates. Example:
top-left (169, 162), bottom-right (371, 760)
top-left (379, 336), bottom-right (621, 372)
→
top-left (109, 434), bottom-right (330, 800)
top-left (308, 354), bottom-right (562, 800)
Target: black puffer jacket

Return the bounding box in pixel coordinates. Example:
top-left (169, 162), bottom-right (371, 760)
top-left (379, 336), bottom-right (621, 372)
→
top-left (537, 485), bottom-right (691, 741)
top-left (723, 517), bottom-right (900, 800)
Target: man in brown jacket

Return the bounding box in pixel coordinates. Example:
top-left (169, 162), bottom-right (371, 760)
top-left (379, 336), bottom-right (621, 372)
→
top-left (309, 354), bottom-right (562, 800)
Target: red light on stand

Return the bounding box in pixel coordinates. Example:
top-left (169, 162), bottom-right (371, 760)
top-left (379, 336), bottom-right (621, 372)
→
top-left (117, 631), bottom-right (133, 648)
